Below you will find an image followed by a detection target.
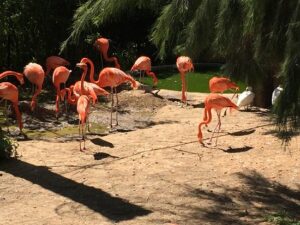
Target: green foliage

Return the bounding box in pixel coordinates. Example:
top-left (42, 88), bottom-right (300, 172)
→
top-left (140, 71), bottom-right (246, 93)
top-left (0, 128), bottom-right (18, 159)
top-left (266, 212), bottom-right (300, 225)
top-left (0, 0), bottom-right (82, 70)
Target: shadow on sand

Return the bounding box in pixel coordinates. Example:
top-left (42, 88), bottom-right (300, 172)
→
top-left (0, 159), bottom-right (151, 222)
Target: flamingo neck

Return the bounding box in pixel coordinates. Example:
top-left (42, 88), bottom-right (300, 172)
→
top-left (0, 71), bottom-right (22, 82)
top-left (66, 88), bottom-right (77, 104)
top-left (80, 67), bottom-right (88, 94)
top-left (198, 107), bottom-right (212, 142)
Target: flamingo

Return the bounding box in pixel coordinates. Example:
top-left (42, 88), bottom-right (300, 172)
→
top-left (94, 37), bottom-right (121, 69)
top-left (93, 67), bottom-right (138, 127)
top-left (60, 86), bottom-right (77, 105)
top-left (176, 56), bottom-right (194, 104)
top-left (52, 66), bottom-right (72, 117)
top-left (45, 56), bottom-right (70, 76)
top-left (130, 56), bottom-right (158, 86)
top-left (209, 76), bottom-right (239, 116)
top-left (272, 85), bottom-right (283, 105)
top-left (198, 93), bottom-right (238, 146)
top-left (23, 63), bottom-right (45, 111)
top-left (237, 86), bottom-right (255, 110)
top-left (0, 71), bottom-right (24, 132)
top-left (74, 60), bottom-right (109, 104)
top-left (209, 76), bottom-right (239, 93)
top-left (77, 95), bottom-right (90, 151)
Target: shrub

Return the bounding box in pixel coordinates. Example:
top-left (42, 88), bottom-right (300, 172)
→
top-left (0, 128), bottom-right (18, 159)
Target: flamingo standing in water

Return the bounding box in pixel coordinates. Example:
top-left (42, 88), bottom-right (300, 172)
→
top-left (45, 56), bottom-right (70, 76)
top-left (92, 67), bottom-right (138, 127)
top-left (52, 66), bottom-right (72, 117)
top-left (176, 56), bottom-right (194, 104)
top-left (94, 37), bottom-right (121, 69)
top-left (23, 63), bottom-right (45, 111)
top-left (130, 56), bottom-right (158, 86)
top-left (198, 93), bottom-right (238, 146)
top-left (0, 71), bottom-right (24, 132)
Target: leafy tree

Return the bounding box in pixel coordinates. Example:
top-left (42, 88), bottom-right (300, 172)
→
top-left (0, 0), bottom-right (83, 71)
top-left (33, 0), bottom-right (300, 140)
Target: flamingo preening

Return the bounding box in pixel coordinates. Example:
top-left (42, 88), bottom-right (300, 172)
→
top-left (0, 71), bottom-right (24, 132)
top-left (52, 66), bottom-right (72, 117)
top-left (96, 67), bottom-right (138, 127)
top-left (198, 93), bottom-right (238, 146)
top-left (176, 56), bottom-right (194, 104)
top-left (45, 56), bottom-right (70, 76)
top-left (23, 63), bottom-right (45, 111)
top-left (94, 37), bottom-right (120, 69)
top-left (130, 56), bottom-right (158, 86)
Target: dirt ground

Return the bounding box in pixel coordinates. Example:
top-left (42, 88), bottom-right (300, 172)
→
top-left (0, 89), bottom-right (299, 225)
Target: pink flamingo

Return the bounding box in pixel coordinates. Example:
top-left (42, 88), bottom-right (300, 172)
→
top-left (130, 56), bottom-right (158, 86)
top-left (45, 56), bottom-right (70, 76)
top-left (23, 63), bottom-right (45, 111)
top-left (94, 37), bottom-right (121, 69)
top-left (77, 95), bottom-right (90, 151)
top-left (209, 76), bottom-right (239, 116)
top-left (198, 93), bottom-right (238, 146)
top-left (176, 56), bottom-right (194, 103)
top-left (52, 66), bottom-right (72, 117)
top-left (92, 67), bottom-right (138, 127)
top-left (0, 71), bottom-right (24, 132)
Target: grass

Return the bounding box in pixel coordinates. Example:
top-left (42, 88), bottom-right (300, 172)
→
top-left (139, 71), bottom-right (246, 93)
top-left (266, 212), bottom-right (300, 225)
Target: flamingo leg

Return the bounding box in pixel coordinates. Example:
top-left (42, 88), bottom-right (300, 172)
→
top-left (79, 119), bottom-right (82, 151)
top-left (110, 87), bottom-right (114, 128)
top-left (209, 111), bottom-right (221, 144)
top-left (115, 87), bottom-right (119, 126)
top-left (214, 112), bottom-right (222, 146)
top-left (223, 91), bottom-right (237, 117)
top-left (180, 72), bottom-right (187, 104)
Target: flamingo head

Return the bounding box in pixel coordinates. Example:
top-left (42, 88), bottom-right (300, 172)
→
top-left (76, 62), bottom-right (87, 70)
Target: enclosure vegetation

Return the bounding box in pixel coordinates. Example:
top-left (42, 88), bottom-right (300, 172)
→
top-left (0, 0), bottom-right (299, 147)
top-left (61, 0), bottom-right (300, 141)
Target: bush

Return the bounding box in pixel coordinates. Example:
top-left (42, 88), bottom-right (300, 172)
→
top-left (0, 128), bottom-right (18, 159)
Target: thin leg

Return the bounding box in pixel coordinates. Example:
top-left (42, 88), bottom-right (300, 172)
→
top-left (110, 87), bottom-right (114, 128)
top-left (79, 120), bottom-right (82, 151)
top-left (214, 113), bottom-right (222, 146)
top-left (223, 91), bottom-right (237, 117)
top-left (209, 112), bottom-right (221, 144)
top-left (115, 87), bottom-right (119, 126)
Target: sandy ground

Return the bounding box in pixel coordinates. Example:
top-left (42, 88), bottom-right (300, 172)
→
top-left (0, 89), bottom-right (299, 225)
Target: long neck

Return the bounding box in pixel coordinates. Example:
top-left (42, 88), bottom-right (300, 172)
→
top-left (124, 74), bottom-right (137, 89)
top-left (86, 60), bottom-right (96, 84)
top-left (31, 86), bottom-right (42, 111)
top-left (66, 88), bottom-right (77, 104)
top-left (0, 71), bottom-right (21, 82)
top-left (145, 71), bottom-right (158, 85)
top-left (80, 67), bottom-right (88, 94)
top-left (198, 107), bottom-right (212, 142)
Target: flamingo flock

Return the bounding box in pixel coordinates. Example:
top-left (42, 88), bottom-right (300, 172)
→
top-left (2, 36), bottom-right (280, 150)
